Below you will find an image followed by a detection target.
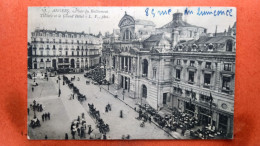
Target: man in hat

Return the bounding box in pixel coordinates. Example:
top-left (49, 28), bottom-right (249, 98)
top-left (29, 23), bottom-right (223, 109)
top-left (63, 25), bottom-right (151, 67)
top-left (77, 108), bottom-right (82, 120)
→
top-left (44, 113), bottom-right (48, 121)
top-left (47, 112), bottom-right (50, 120)
top-left (88, 125), bottom-right (93, 135)
top-left (42, 114), bottom-right (45, 122)
top-left (65, 133), bottom-right (68, 140)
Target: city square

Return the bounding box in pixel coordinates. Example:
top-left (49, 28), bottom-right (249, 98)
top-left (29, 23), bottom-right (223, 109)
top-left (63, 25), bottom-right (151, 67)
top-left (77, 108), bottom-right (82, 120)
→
top-left (28, 7), bottom-right (236, 140)
top-left (28, 72), bottom-right (187, 139)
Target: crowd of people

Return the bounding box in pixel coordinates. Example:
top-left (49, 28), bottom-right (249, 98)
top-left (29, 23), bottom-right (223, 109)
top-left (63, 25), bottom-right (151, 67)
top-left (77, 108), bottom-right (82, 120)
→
top-left (70, 114), bottom-right (88, 139)
top-left (41, 112), bottom-right (51, 122)
top-left (135, 104), bottom-right (227, 139)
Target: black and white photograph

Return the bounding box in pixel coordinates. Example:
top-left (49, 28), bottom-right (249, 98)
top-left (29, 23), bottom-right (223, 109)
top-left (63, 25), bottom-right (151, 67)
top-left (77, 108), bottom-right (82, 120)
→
top-left (27, 7), bottom-right (236, 140)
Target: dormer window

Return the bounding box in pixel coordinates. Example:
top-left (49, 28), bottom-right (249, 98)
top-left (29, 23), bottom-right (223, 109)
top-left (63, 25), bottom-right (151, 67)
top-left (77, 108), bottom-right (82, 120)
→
top-left (226, 40), bottom-right (233, 52)
top-left (192, 44), bottom-right (197, 51)
top-left (208, 43), bottom-right (213, 51)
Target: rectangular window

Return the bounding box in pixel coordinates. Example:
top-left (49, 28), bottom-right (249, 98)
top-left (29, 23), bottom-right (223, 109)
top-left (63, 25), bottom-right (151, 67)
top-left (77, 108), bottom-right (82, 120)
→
top-left (53, 51), bottom-right (56, 56)
top-left (224, 63), bottom-right (232, 71)
top-left (153, 68), bottom-right (157, 79)
top-left (188, 71), bottom-right (194, 82)
top-left (72, 51), bottom-right (74, 56)
top-left (176, 69), bottom-right (181, 80)
top-left (64, 58), bottom-right (69, 63)
top-left (58, 58), bottom-right (63, 63)
top-left (47, 51), bottom-right (49, 56)
top-left (113, 57), bottom-right (116, 67)
top-left (59, 51), bottom-right (62, 56)
top-left (205, 62), bottom-right (211, 69)
top-left (204, 73), bottom-right (211, 85)
top-left (177, 59), bottom-right (181, 65)
top-left (190, 61), bottom-right (195, 67)
top-left (66, 51), bottom-right (68, 56)
top-left (222, 77), bottom-right (231, 90)
top-left (40, 51), bottom-right (43, 56)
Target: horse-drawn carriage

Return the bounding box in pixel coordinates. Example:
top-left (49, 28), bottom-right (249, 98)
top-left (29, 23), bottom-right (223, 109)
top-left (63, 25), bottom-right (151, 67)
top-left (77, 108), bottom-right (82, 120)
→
top-left (77, 93), bottom-right (87, 102)
top-left (96, 118), bottom-right (110, 134)
top-left (88, 104), bottom-right (100, 120)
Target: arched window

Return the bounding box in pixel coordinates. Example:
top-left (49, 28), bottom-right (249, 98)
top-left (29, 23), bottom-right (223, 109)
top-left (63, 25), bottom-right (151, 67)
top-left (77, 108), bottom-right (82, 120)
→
top-left (124, 29), bottom-right (132, 40)
top-left (142, 85), bottom-right (147, 98)
top-left (142, 59), bottom-right (148, 77)
top-left (226, 40), bottom-right (233, 51)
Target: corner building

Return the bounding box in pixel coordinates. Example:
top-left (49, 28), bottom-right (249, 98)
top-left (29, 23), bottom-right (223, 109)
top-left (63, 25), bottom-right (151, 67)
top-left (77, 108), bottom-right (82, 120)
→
top-left (30, 29), bottom-right (102, 72)
top-left (103, 12), bottom-right (235, 136)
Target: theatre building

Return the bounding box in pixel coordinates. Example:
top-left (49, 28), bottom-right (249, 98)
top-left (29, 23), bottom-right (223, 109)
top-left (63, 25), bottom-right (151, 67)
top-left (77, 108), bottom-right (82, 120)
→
top-left (103, 12), bottom-right (236, 137)
top-left (29, 29), bottom-right (102, 72)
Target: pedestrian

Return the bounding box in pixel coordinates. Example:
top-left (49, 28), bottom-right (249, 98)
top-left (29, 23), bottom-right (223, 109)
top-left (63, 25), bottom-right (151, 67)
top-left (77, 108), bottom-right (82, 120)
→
top-left (100, 87), bottom-right (101, 92)
top-left (44, 113), bottom-right (48, 120)
top-left (27, 108), bottom-right (30, 115)
top-left (149, 116), bottom-right (152, 123)
top-left (47, 77), bottom-right (48, 81)
top-left (45, 135), bottom-right (48, 140)
top-left (32, 87), bottom-right (34, 92)
top-left (42, 114), bottom-right (44, 122)
top-left (47, 112), bottom-right (50, 120)
top-left (105, 106), bottom-right (108, 112)
top-left (103, 134), bottom-right (107, 139)
top-left (82, 113), bottom-right (85, 119)
top-left (65, 133), bottom-right (68, 140)
top-left (58, 89), bottom-right (61, 97)
top-left (40, 104), bottom-right (43, 112)
top-left (77, 127), bottom-right (81, 137)
top-left (73, 93), bottom-right (74, 99)
top-left (120, 110), bottom-right (123, 118)
top-left (71, 131), bottom-right (75, 139)
top-left (88, 125), bottom-right (93, 135)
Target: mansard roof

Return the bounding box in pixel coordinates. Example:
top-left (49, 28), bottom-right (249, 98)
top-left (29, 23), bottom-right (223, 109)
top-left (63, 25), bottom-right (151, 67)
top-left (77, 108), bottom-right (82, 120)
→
top-left (180, 35), bottom-right (235, 45)
top-left (144, 33), bottom-right (171, 43)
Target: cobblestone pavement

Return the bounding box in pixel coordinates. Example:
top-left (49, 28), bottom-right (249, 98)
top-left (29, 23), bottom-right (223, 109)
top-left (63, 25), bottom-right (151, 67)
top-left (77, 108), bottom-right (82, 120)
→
top-left (27, 73), bottom-right (187, 139)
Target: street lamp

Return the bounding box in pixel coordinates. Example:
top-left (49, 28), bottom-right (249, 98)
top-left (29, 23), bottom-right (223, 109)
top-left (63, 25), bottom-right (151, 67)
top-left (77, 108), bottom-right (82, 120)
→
top-left (58, 75), bottom-right (61, 97)
top-left (123, 89), bottom-right (125, 100)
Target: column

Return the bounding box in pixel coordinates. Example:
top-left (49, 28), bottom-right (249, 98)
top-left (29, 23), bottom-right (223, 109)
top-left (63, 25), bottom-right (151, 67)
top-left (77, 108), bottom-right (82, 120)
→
top-left (129, 57), bottom-right (132, 72)
top-left (128, 57), bottom-right (130, 72)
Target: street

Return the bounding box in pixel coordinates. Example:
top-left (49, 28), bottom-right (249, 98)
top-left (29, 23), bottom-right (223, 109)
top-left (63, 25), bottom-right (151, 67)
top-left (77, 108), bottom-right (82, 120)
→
top-left (28, 74), bottom-right (184, 139)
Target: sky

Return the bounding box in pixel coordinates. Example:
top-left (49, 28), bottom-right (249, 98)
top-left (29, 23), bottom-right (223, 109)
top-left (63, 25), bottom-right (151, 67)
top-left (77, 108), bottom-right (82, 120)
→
top-left (28, 7), bottom-right (236, 40)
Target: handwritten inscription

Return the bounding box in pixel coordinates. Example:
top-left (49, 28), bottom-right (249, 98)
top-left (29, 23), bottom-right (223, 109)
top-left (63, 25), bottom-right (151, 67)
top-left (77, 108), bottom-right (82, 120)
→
top-left (40, 8), bottom-right (109, 19)
top-left (145, 7), bottom-right (234, 17)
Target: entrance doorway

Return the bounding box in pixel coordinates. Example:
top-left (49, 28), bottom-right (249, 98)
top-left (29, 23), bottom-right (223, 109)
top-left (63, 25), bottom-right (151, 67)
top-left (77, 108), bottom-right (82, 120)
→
top-left (112, 74), bottom-right (115, 84)
top-left (52, 59), bottom-right (56, 69)
top-left (163, 93), bottom-right (167, 104)
top-left (142, 85), bottom-right (147, 98)
top-left (71, 59), bottom-right (75, 68)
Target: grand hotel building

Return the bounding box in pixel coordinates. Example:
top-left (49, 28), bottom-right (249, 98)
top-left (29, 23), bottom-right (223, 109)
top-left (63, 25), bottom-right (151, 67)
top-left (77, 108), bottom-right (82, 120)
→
top-left (28, 29), bottom-right (102, 71)
top-left (102, 12), bottom-right (236, 136)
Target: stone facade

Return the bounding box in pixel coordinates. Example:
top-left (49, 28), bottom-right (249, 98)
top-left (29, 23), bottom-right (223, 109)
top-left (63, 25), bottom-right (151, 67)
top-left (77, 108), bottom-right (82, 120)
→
top-left (29, 29), bottom-right (102, 71)
top-left (103, 12), bottom-right (236, 136)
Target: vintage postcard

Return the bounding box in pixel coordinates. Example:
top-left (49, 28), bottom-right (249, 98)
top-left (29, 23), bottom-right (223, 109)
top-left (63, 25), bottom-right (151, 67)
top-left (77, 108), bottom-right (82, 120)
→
top-left (27, 7), bottom-right (236, 140)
